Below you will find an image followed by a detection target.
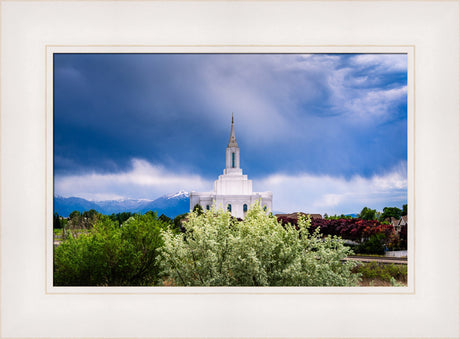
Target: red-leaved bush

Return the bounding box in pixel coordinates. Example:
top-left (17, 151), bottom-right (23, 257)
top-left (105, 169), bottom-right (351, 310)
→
top-left (277, 215), bottom-right (404, 249)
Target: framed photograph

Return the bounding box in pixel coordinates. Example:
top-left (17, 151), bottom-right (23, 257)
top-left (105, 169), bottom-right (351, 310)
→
top-left (49, 49), bottom-right (411, 291)
top-left (1, 1), bottom-right (459, 338)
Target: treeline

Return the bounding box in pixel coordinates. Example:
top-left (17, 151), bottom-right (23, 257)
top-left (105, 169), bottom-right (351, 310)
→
top-left (54, 209), bottom-right (187, 230)
top-left (324, 204), bottom-right (407, 221)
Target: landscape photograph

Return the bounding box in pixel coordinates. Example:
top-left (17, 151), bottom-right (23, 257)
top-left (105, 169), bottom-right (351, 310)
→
top-left (53, 53), bottom-right (408, 287)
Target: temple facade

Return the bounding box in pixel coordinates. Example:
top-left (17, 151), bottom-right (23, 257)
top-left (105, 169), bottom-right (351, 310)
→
top-left (190, 116), bottom-right (273, 219)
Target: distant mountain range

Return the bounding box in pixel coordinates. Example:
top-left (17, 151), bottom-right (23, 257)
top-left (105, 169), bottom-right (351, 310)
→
top-left (54, 191), bottom-right (190, 218)
top-left (54, 192), bottom-right (358, 219)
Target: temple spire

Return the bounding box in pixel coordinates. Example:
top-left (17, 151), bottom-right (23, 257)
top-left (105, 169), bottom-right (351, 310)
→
top-left (228, 113), bottom-right (238, 147)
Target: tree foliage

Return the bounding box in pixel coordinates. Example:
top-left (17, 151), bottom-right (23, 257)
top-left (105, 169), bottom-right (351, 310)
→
top-left (192, 203), bottom-right (204, 215)
top-left (379, 207), bottom-right (402, 222)
top-left (324, 214), bottom-right (353, 220)
top-left (356, 233), bottom-right (386, 255)
top-left (109, 211), bottom-right (135, 226)
top-left (158, 213), bottom-right (173, 225)
top-left (66, 209), bottom-right (101, 233)
top-left (159, 203), bottom-right (359, 286)
top-left (53, 212), bottom-right (64, 229)
top-left (277, 215), bottom-right (405, 252)
top-left (173, 213), bottom-right (188, 232)
top-left (54, 212), bottom-right (169, 286)
top-left (358, 207), bottom-right (378, 221)
top-left (402, 204), bottom-right (407, 216)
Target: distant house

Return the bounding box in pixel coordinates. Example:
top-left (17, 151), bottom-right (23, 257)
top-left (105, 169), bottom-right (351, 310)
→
top-left (399, 215), bottom-right (408, 226)
top-left (385, 215), bottom-right (407, 232)
top-left (384, 216), bottom-right (398, 225)
top-left (396, 215), bottom-right (408, 232)
top-left (390, 217), bottom-right (399, 227)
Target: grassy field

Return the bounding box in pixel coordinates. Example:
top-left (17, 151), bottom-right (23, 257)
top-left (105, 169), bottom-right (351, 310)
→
top-left (354, 262), bottom-right (407, 286)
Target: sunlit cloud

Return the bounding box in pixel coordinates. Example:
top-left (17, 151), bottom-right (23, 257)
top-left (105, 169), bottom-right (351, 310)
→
top-left (255, 161), bottom-right (407, 214)
top-left (351, 54), bottom-right (407, 72)
top-left (56, 158), bottom-right (407, 215)
top-left (343, 85), bottom-right (407, 120)
top-left (54, 159), bottom-right (213, 201)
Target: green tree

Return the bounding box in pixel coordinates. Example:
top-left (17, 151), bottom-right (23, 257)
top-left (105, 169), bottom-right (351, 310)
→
top-left (193, 203), bottom-right (204, 215)
top-left (159, 203), bottom-right (359, 286)
top-left (54, 212), bottom-right (168, 286)
top-left (401, 204), bottom-right (407, 216)
top-left (356, 233), bottom-right (386, 255)
top-left (379, 207), bottom-right (402, 221)
top-left (66, 209), bottom-right (101, 233)
top-left (358, 207), bottom-right (378, 220)
top-left (53, 212), bottom-right (62, 229)
top-left (110, 211), bottom-right (135, 226)
top-left (82, 209), bottom-right (99, 219)
top-left (158, 213), bottom-right (172, 225)
top-left (173, 213), bottom-right (188, 231)
top-left (68, 210), bottom-right (81, 219)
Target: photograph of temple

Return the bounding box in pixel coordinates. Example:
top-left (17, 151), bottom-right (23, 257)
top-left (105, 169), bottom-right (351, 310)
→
top-left (190, 116), bottom-right (272, 218)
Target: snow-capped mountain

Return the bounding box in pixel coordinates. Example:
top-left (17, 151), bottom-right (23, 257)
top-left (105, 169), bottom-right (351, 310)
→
top-left (166, 190), bottom-right (189, 199)
top-left (54, 191), bottom-right (190, 218)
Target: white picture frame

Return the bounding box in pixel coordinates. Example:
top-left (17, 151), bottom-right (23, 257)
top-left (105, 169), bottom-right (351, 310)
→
top-left (1, 1), bottom-right (459, 338)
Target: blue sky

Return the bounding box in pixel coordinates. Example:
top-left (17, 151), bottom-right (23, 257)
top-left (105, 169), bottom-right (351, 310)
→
top-left (54, 53), bottom-right (407, 214)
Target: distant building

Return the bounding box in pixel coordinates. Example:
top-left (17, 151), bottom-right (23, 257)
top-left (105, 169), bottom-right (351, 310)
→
top-left (384, 215), bottom-right (407, 233)
top-left (396, 215), bottom-right (407, 232)
top-left (388, 217), bottom-right (399, 227)
top-left (190, 116), bottom-right (272, 219)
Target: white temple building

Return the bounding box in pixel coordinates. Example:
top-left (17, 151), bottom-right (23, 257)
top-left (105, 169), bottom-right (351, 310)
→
top-left (190, 116), bottom-right (273, 219)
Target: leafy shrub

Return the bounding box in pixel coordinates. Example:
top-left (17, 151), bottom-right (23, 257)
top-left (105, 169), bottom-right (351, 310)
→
top-left (358, 206), bottom-right (378, 220)
top-left (355, 262), bottom-right (407, 284)
top-left (159, 203), bottom-right (359, 286)
top-left (65, 209), bottom-right (101, 233)
top-left (54, 212), bottom-right (169, 286)
top-left (356, 233), bottom-right (386, 255)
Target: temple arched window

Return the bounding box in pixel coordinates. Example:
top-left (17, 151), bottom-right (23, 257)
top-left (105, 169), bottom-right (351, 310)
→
top-left (227, 204), bottom-right (232, 212)
top-left (206, 205), bottom-right (210, 210)
top-left (232, 152), bottom-right (235, 168)
top-left (243, 204), bottom-right (248, 212)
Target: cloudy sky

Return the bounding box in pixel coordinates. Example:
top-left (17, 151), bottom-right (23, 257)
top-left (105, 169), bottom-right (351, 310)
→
top-left (54, 53), bottom-right (407, 214)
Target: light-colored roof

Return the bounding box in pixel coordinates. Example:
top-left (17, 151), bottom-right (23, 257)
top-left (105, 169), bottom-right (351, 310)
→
top-left (399, 215), bottom-right (408, 225)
